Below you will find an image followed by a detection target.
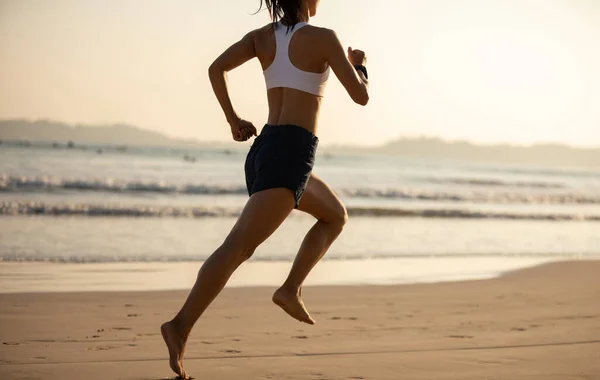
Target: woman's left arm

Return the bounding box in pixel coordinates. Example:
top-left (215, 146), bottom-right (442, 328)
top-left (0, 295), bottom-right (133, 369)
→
top-left (208, 31), bottom-right (258, 141)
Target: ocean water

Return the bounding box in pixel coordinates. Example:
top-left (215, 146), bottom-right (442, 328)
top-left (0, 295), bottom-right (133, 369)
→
top-left (0, 141), bottom-right (599, 292)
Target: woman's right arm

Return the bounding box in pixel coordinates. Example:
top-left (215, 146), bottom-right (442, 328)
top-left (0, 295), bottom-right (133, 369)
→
top-left (208, 31), bottom-right (258, 141)
top-left (322, 30), bottom-right (369, 106)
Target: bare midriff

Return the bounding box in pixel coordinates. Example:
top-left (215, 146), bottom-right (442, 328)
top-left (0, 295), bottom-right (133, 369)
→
top-left (266, 87), bottom-right (322, 135)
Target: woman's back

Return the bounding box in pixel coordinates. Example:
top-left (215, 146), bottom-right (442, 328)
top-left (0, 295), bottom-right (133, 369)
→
top-left (253, 23), bottom-right (330, 134)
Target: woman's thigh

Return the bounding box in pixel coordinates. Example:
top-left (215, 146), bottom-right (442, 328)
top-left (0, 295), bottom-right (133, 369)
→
top-left (224, 187), bottom-right (297, 251)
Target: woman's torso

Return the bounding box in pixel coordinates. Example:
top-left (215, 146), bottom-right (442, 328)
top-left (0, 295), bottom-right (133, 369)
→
top-left (254, 23), bottom-right (329, 135)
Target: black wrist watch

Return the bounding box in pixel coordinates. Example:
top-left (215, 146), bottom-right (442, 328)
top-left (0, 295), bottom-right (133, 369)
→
top-left (354, 64), bottom-right (368, 79)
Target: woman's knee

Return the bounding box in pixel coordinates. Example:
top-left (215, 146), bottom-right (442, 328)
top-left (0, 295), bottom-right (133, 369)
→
top-left (338, 205), bottom-right (349, 227)
top-left (220, 234), bottom-right (258, 262)
top-left (324, 204), bottom-right (348, 230)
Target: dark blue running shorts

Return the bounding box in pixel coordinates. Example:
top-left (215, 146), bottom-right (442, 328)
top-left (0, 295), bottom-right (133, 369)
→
top-left (244, 124), bottom-right (318, 208)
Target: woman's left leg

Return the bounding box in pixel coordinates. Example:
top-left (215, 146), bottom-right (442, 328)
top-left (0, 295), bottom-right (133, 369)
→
top-left (273, 173), bottom-right (348, 324)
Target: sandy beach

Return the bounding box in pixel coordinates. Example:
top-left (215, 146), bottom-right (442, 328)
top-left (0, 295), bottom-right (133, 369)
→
top-left (1, 260), bottom-right (599, 379)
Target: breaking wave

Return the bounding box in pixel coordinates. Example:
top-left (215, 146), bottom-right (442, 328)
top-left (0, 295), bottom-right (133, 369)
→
top-left (0, 175), bottom-right (247, 195)
top-left (420, 177), bottom-right (565, 189)
top-left (2, 201), bottom-right (598, 221)
top-left (2, 175), bottom-right (599, 204)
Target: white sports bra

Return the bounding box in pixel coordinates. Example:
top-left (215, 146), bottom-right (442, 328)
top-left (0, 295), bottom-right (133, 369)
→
top-left (263, 22), bottom-right (330, 97)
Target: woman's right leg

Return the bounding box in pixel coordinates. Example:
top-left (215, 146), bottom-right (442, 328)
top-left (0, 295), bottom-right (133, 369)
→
top-left (162, 187), bottom-right (296, 379)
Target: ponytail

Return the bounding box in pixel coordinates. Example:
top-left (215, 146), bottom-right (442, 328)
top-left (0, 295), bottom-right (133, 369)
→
top-left (258, 0), bottom-right (304, 32)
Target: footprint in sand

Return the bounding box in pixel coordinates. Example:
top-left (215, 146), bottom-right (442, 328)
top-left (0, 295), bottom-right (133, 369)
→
top-left (330, 316), bottom-right (358, 321)
top-left (448, 335), bottom-right (474, 339)
top-left (127, 313), bottom-right (140, 318)
top-left (124, 304), bottom-right (136, 308)
top-left (311, 372), bottom-right (338, 380)
top-left (34, 356), bottom-right (47, 360)
top-left (563, 314), bottom-right (598, 320)
top-left (293, 335), bottom-right (309, 339)
top-left (112, 327), bottom-right (132, 331)
top-left (222, 349), bottom-right (242, 354)
top-left (87, 345), bottom-right (117, 351)
top-left (511, 327), bottom-right (526, 332)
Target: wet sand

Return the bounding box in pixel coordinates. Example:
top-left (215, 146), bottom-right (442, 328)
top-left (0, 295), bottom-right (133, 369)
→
top-left (1, 260), bottom-right (599, 379)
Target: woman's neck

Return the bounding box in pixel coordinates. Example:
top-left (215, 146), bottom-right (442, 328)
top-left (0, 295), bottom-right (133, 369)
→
top-left (281, 13), bottom-right (310, 26)
top-left (298, 9), bottom-right (310, 23)
top-left (279, 4), bottom-right (310, 26)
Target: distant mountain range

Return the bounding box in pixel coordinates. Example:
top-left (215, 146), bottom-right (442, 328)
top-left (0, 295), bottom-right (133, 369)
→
top-left (1, 119), bottom-right (598, 167)
top-left (376, 137), bottom-right (599, 167)
top-left (0, 119), bottom-right (206, 147)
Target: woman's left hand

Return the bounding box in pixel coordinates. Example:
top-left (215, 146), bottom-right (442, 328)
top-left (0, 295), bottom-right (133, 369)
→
top-left (229, 118), bottom-right (257, 142)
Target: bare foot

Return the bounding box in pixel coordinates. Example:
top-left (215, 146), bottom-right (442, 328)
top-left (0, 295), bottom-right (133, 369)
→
top-left (272, 287), bottom-right (315, 325)
top-left (161, 321), bottom-right (190, 379)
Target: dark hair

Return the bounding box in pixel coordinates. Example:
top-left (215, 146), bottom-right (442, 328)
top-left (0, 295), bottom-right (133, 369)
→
top-left (258, 0), bottom-right (304, 32)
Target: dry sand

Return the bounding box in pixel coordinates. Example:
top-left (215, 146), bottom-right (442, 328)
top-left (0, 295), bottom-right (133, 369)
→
top-left (1, 260), bottom-right (599, 379)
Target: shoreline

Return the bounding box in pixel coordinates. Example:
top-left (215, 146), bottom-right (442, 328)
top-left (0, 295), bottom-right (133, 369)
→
top-left (0, 256), bottom-right (581, 294)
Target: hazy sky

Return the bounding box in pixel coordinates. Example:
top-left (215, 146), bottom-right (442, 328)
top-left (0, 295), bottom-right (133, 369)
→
top-left (1, 0), bottom-right (599, 147)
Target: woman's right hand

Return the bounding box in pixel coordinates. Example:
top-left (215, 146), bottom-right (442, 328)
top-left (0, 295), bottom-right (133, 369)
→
top-left (229, 117), bottom-right (257, 142)
top-left (347, 47), bottom-right (367, 66)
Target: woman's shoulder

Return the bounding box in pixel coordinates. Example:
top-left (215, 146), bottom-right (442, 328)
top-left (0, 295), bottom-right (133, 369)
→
top-left (300, 23), bottom-right (336, 38)
top-left (246, 24), bottom-right (273, 38)
top-left (301, 25), bottom-right (339, 47)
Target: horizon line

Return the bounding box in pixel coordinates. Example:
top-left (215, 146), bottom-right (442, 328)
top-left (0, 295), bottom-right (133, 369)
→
top-left (1, 117), bottom-right (599, 150)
